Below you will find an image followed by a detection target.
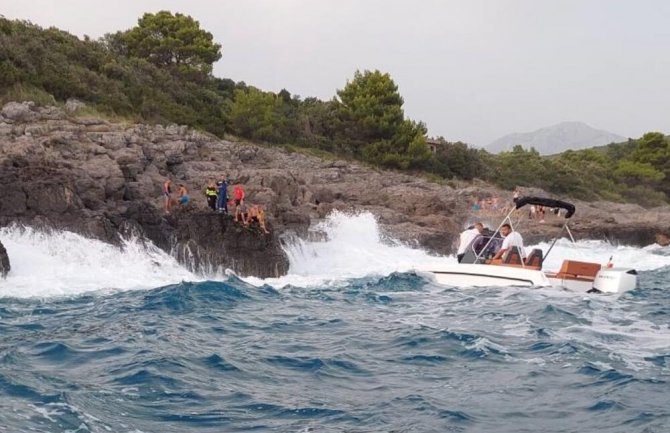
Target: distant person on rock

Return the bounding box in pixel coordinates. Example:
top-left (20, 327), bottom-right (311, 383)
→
top-left (457, 222), bottom-right (483, 263)
top-left (492, 224), bottom-right (525, 261)
top-left (233, 183), bottom-right (245, 207)
top-left (471, 199), bottom-right (481, 212)
top-left (513, 188), bottom-right (520, 204)
top-left (178, 184), bottom-right (190, 205)
top-left (163, 179), bottom-right (173, 213)
top-left (216, 175), bottom-right (228, 214)
top-left (233, 183), bottom-right (246, 222)
top-left (237, 200), bottom-right (249, 225)
top-left (205, 180), bottom-right (218, 211)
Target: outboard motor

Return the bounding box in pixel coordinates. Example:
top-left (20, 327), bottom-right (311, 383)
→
top-left (591, 268), bottom-right (638, 294)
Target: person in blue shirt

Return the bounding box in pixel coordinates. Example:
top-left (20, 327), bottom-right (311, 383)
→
top-left (216, 175), bottom-right (228, 214)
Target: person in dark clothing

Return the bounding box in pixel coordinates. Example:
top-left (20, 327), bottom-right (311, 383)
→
top-left (216, 175), bottom-right (228, 214)
top-left (205, 180), bottom-right (218, 211)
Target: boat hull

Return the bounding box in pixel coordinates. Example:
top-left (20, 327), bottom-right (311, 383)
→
top-left (418, 263), bottom-right (637, 293)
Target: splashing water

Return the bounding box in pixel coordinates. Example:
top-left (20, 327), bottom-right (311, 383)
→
top-left (0, 226), bottom-right (198, 298)
top-left (3, 212), bottom-right (670, 297)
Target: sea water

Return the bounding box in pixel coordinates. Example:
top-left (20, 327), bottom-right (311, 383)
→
top-left (0, 213), bottom-right (668, 432)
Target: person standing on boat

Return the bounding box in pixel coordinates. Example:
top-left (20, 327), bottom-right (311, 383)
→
top-left (492, 224), bottom-right (525, 260)
top-left (457, 222), bottom-right (483, 263)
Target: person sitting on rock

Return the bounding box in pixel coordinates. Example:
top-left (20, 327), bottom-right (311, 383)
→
top-left (248, 204), bottom-right (270, 234)
top-left (205, 180), bottom-right (218, 211)
top-left (236, 200), bottom-right (249, 225)
top-left (178, 184), bottom-right (190, 205)
top-left (163, 179), bottom-right (173, 213)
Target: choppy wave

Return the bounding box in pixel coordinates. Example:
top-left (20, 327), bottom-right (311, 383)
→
top-left (1, 214), bottom-right (669, 431)
top-left (0, 275), bottom-right (668, 432)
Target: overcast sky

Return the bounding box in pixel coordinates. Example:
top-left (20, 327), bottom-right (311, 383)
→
top-left (3, 0), bottom-right (669, 145)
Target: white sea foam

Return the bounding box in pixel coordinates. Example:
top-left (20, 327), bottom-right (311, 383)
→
top-left (3, 212), bottom-right (670, 297)
top-left (245, 210), bottom-right (670, 288)
top-left (0, 226), bottom-right (198, 298)
top-left (243, 211), bottom-right (447, 288)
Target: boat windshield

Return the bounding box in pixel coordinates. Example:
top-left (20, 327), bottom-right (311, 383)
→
top-left (460, 234), bottom-right (503, 264)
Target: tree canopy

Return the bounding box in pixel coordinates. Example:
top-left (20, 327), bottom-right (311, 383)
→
top-left (106, 11), bottom-right (222, 75)
top-left (336, 70), bottom-right (431, 169)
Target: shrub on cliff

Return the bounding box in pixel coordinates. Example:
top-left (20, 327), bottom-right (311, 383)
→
top-left (229, 87), bottom-right (299, 143)
top-left (0, 17), bottom-right (231, 135)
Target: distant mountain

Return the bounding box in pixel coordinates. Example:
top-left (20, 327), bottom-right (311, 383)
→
top-left (486, 121), bottom-right (626, 155)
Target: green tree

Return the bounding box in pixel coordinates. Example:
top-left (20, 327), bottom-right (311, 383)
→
top-left (336, 70), bottom-right (430, 168)
top-left (229, 87), bottom-right (297, 143)
top-left (107, 11), bottom-right (221, 74)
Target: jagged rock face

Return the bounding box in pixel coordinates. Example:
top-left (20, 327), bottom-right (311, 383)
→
top-left (0, 102), bottom-right (469, 264)
top-left (123, 202), bottom-right (288, 278)
top-left (0, 239), bottom-right (9, 278)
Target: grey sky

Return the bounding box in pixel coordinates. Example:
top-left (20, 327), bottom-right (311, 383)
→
top-left (3, 0), bottom-right (669, 145)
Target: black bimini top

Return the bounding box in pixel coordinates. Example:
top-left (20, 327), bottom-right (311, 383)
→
top-left (515, 196), bottom-right (576, 218)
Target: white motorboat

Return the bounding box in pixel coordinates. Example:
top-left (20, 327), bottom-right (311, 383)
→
top-left (418, 197), bottom-right (638, 294)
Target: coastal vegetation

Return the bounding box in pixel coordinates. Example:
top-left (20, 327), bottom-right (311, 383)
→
top-left (1, 13), bottom-right (668, 206)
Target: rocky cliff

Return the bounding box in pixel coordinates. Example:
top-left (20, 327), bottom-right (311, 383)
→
top-left (0, 239), bottom-right (9, 278)
top-left (1, 101), bottom-right (669, 278)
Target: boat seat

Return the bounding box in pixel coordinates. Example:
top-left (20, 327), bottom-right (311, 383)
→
top-left (525, 248), bottom-right (543, 268)
top-left (553, 260), bottom-right (601, 281)
top-left (503, 247), bottom-right (524, 265)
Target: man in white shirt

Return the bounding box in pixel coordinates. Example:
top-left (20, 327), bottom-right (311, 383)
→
top-left (457, 222), bottom-right (483, 263)
top-left (493, 223), bottom-right (525, 260)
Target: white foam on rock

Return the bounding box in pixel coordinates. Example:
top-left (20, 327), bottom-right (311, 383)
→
top-left (0, 226), bottom-right (198, 298)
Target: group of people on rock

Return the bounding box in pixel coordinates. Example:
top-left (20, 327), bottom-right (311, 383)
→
top-left (456, 221), bottom-right (524, 263)
top-left (163, 179), bottom-right (190, 212)
top-left (162, 176), bottom-right (269, 234)
top-left (470, 196), bottom-right (513, 215)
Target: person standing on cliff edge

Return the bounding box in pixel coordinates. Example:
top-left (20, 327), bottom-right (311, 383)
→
top-left (205, 180), bottom-right (218, 211)
top-left (233, 182), bottom-right (246, 222)
top-left (216, 175), bottom-right (228, 214)
top-left (163, 179), bottom-right (173, 213)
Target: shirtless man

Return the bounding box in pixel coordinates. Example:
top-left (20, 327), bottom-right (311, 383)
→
top-left (248, 205), bottom-right (270, 234)
top-left (163, 179), bottom-right (173, 213)
top-left (177, 184), bottom-right (190, 205)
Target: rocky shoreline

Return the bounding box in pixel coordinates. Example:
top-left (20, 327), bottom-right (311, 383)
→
top-left (0, 239), bottom-right (9, 278)
top-left (1, 100), bottom-right (669, 278)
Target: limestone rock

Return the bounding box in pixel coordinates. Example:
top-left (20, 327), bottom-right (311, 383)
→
top-left (0, 239), bottom-right (9, 278)
top-left (1, 101), bottom-right (37, 122)
top-left (65, 98), bottom-right (86, 113)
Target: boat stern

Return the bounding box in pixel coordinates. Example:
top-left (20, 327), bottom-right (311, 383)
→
top-left (591, 268), bottom-right (638, 294)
